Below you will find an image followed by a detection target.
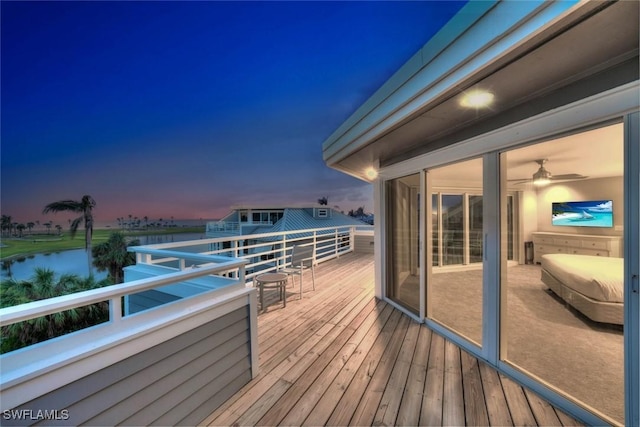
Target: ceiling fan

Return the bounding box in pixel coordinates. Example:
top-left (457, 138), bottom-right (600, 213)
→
top-left (510, 159), bottom-right (588, 186)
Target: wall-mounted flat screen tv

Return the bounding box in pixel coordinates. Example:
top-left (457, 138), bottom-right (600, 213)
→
top-left (552, 200), bottom-right (613, 228)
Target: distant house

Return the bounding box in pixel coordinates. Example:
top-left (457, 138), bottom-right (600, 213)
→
top-left (322, 1), bottom-right (638, 426)
top-left (205, 206), bottom-right (373, 273)
top-left (206, 206), bottom-right (371, 239)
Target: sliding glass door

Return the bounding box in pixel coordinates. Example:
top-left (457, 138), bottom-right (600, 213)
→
top-left (499, 123), bottom-right (625, 425)
top-left (386, 173), bottom-right (420, 313)
top-left (428, 158), bottom-right (484, 346)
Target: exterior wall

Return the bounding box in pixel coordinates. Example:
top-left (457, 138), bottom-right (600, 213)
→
top-left (3, 307), bottom-right (252, 426)
top-left (354, 233), bottom-right (374, 254)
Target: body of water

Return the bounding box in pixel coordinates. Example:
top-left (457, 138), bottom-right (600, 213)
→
top-left (1, 232), bottom-right (207, 282)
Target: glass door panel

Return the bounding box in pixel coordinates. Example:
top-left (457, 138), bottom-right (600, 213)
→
top-left (500, 124), bottom-right (624, 424)
top-left (428, 158), bottom-right (483, 346)
top-left (386, 173), bottom-right (420, 313)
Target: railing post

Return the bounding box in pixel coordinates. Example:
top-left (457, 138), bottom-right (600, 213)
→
top-left (335, 228), bottom-right (339, 258)
top-left (110, 296), bottom-right (123, 322)
top-left (350, 226), bottom-right (355, 253)
top-left (239, 264), bottom-right (246, 285)
top-left (313, 231), bottom-right (317, 265)
top-left (281, 235), bottom-right (287, 268)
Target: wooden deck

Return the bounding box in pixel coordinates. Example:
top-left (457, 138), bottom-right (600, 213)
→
top-left (203, 252), bottom-right (583, 426)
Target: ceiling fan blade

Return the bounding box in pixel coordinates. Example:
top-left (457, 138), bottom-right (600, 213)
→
top-left (551, 174), bottom-right (588, 180)
top-left (508, 179), bottom-right (532, 185)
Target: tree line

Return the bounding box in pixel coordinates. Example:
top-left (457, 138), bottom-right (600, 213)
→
top-left (1, 216), bottom-right (62, 237)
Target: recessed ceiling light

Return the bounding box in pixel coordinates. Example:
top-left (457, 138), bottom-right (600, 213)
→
top-left (460, 90), bottom-right (494, 108)
top-left (365, 167), bottom-right (378, 180)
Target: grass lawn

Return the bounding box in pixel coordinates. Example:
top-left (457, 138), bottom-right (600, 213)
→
top-left (0, 227), bottom-right (205, 260)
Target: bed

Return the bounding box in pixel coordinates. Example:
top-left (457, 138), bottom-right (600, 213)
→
top-left (540, 253), bottom-right (623, 325)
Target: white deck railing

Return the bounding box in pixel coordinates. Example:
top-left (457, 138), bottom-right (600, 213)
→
top-left (0, 225), bottom-right (372, 413)
top-left (0, 257), bottom-right (247, 328)
top-left (0, 225), bottom-right (367, 350)
top-left (0, 254), bottom-right (251, 412)
top-left (131, 225), bottom-right (369, 283)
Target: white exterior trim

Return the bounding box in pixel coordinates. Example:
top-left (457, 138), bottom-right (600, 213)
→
top-left (624, 111), bottom-right (640, 426)
top-left (379, 82), bottom-right (639, 180)
top-left (373, 179), bottom-right (385, 298)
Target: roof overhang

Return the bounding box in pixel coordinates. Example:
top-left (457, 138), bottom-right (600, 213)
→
top-left (322, 0), bottom-right (639, 181)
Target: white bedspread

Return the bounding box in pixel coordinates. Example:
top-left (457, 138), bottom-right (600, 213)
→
top-left (541, 254), bottom-right (623, 303)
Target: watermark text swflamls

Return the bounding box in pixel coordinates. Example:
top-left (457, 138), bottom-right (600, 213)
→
top-left (3, 409), bottom-right (70, 421)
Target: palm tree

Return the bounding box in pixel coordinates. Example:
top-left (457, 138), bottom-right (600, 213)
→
top-left (43, 195), bottom-right (96, 274)
top-left (92, 232), bottom-right (139, 284)
top-left (0, 268), bottom-right (110, 353)
top-left (16, 223), bottom-right (26, 237)
top-left (1, 215), bottom-right (12, 237)
top-left (26, 222), bottom-right (35, 235)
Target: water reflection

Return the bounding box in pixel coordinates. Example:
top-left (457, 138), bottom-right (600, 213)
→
top-left (1, 233), bottom-right (205, 282)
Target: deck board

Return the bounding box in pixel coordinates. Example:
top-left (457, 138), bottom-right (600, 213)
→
top-left (461, 349), bottom-right (490, 426)
top-left (204, 252), bottom-right (585, 426)
top-left (395, 324), bottom-right (431, 426)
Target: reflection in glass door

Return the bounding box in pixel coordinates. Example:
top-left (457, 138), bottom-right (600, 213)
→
top-left (442, 195), bottom-right (463, 265)
top-left (428, 158), bottom-right (483, 346)
top-left (469, 195), bottom-right (483, 263)
top-left (386, 173), bottom-right (420, 313)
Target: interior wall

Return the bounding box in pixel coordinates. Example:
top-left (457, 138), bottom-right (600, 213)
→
top-left (535, 176), bottom-right (623, 237)
top-left (521, 189), bottom-right (538, 242)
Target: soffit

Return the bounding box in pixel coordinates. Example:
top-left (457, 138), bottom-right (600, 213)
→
top-left (330, 0), bottom-right (639, 181)
top-left (423, 123), bottom-right (623, 188)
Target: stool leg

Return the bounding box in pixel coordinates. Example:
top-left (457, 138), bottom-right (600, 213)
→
top-left (259, 283), bottom-right (264, 312)
top-left (282, 281), bottom-right (286, 308)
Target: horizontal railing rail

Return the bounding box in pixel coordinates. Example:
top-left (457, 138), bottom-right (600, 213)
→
top-left (206, 221), bottom-right (240, 232)
top-left (0, 257), bottom-right (247, 328)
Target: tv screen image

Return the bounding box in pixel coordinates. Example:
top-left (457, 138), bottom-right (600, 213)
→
top-left (552, 200), bottom-right (613, 228)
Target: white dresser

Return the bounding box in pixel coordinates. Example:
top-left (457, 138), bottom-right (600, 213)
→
top-left (531, 231), bottom-right (622, 263)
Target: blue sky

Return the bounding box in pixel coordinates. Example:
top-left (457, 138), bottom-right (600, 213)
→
top-left (1, 1), bottom-right (465, 226)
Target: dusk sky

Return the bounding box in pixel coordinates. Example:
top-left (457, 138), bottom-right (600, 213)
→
top-left (1, 1), bottom-right (466, 227)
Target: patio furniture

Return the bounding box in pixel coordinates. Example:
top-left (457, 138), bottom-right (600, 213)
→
top-left (255, 272), bottom-right (288, 311)
top-left (279, 244), bottom-right (316, 299)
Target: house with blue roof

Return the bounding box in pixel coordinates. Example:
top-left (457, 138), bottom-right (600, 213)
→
top-left (206, 206), bottom-right (372, 239)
